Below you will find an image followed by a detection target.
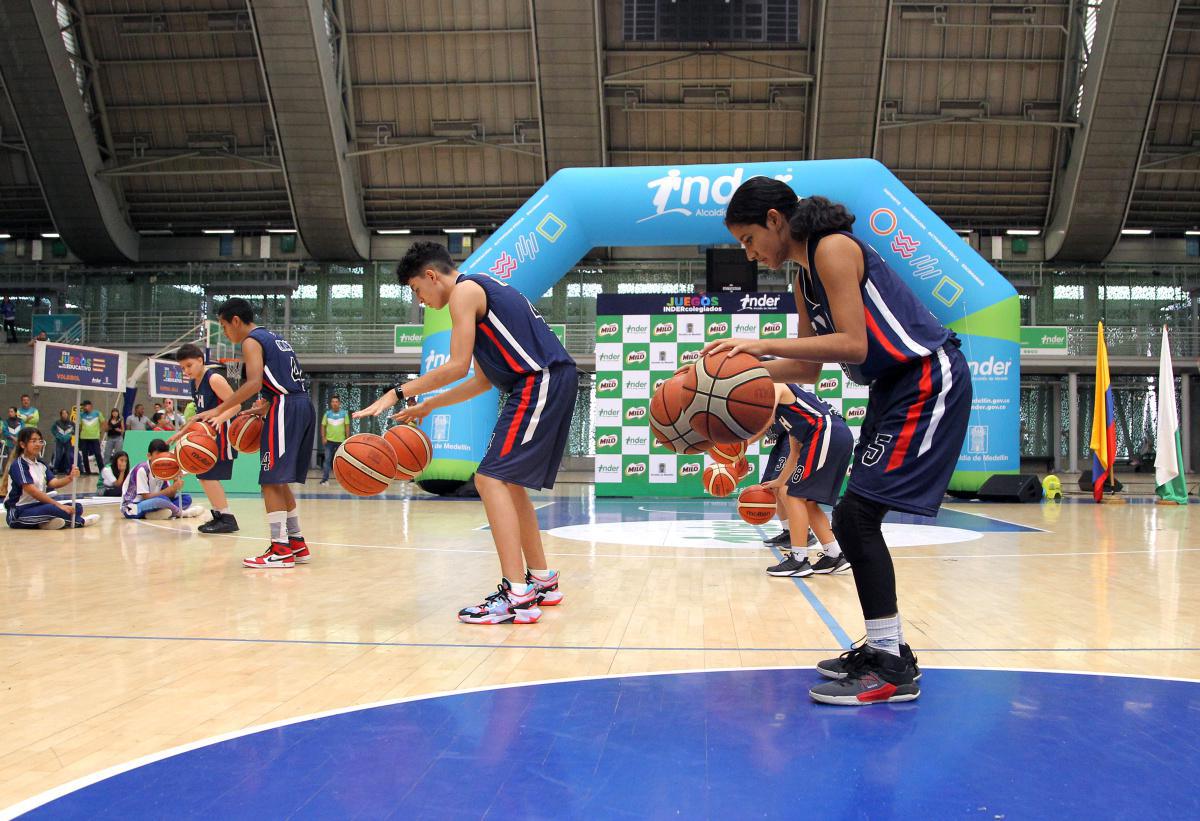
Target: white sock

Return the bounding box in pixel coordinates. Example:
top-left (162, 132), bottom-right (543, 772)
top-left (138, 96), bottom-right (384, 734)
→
top-left (821, 539), bottom-right (842, 559)
top-left (779, 519), bottom-right (789, 532)
top-left (267, 511), bottom-right (287, 542)
top-left (508, 581), bottom-right (533, 596)
top-left (866, 615), bottom-right (902, 657)
top-left (527, 568), bottom-right (553, 579)
top-left (217, 507), bottom-right (231, 515)
top-left (285, 507), bottom-right (302, 538)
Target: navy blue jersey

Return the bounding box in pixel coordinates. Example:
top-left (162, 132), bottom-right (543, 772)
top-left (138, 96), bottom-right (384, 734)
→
top-left (247, 327), bottom-right (308, 397)
top-left (192, 364), bottom-right (236, 462)
top-left (457, 273), bottom-right (575, 392)
top-left (774, 384), bottom-right (839, 443)
top-left (798, 231), bottom-right (951, 385)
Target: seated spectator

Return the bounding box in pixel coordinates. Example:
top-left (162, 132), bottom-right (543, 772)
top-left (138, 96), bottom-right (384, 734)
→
top-left (101, 451), bottom-right (130, 497)
top-left (150, 412), bottom-right (175, 432)
top-left (121, 440), bottom-right (203, 520)
top-left (125, 404), bottom-right (151, 431)
top-left (2, 427), bottom-right (98, 529)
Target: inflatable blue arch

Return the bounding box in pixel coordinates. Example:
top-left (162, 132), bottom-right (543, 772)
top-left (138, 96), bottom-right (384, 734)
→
top-left (416, 159), bottom-right (1018, 492)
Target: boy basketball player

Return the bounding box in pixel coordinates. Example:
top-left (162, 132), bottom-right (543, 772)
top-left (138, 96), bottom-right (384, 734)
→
top-left (355, 242), bottom-right (577, 625)
top-left (169, 344), bottom-right (239, 534)
top-left (756, 383), bottom-right (852, 577)
top-left (192, 299), bottom-right (315, 568)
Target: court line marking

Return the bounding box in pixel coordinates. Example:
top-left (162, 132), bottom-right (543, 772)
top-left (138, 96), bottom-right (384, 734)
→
top-left (763, 539), bottom-right (853, 650)
top-left (130, 519), bottom-right (1200, 562)
top-left (6, 631), bottom-right (1194, 655)
top-left (942, 505), bottom-right (1050, 532)
top-left (6, 663), bottom-right (1199, 820)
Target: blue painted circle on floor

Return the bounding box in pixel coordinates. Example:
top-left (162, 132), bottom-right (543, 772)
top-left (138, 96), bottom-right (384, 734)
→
top-left (18, 669), bottom-right (1200, 819)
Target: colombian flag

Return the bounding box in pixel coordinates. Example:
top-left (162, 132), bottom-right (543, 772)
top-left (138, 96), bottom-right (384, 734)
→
top-left (1089, 322), bottom-right (1117, 502)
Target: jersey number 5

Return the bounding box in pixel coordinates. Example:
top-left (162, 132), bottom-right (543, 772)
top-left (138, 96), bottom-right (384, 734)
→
top-left (861, 433), bottom-right (893, 467)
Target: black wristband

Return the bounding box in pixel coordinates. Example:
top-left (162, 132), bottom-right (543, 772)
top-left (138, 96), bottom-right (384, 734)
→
top-left (393, 383), bottom-right (415, 407)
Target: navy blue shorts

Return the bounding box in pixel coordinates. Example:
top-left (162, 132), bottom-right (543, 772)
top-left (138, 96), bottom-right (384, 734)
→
top-left (785, 416), bottom-right (854, 506)
top-left (478, 365), bottom-right (577, 491)
top-left (847, 344), bottom-right (972, 516)
top-left (760, 434), bottom-right (791, 483)
top-left (259, 393), bottom-right (316, 485)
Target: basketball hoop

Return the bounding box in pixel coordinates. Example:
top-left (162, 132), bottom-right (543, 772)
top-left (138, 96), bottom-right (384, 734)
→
top-left (220, 358), bottom-right (243, 388)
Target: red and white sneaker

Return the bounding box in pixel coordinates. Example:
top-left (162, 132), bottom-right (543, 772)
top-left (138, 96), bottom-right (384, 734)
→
top-left (289, 537), bottom-right (311, 564)
top-left (243, 541), bottom-right (295, 569)
top-left (458, 580), bottom-right (542, 625)
top-left (526, 570), bottom-right (562, 606)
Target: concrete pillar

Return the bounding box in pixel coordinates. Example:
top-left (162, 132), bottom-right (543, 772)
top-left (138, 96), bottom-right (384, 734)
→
top-left (1051, 380), bottom-right (1062, 470)
top-left (1183, 373), bottom-right (1192, 474)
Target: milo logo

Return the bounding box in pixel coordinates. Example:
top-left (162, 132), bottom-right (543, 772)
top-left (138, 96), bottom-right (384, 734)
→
top-left (762, 321), bottom-right (783, 335)
top-left (597, 434), bottom-right (619, 448)
top-left (653, 378), bottom-right (666, 392)
top-left (626, 406), bottom-right (647, 421)
top-left (626, 350), bottom-right (647, 365)
top-left (598, 322), bottom-right (619, 337)
top-left (818, 377), bottom-right (839, 392)
top-left (679, 349), bottom-right (702, 364)
top-left (707, 321), bottom-right (729, 335)
top-left (597, 378), bottom-right (619, 393)
top-left (653, 322), bottom-right (674, 336)
top-left (846, 405), bottom-right (867, 421)
top-left (680, 462), bottom-right (701, 477)
top-left (626, 462), bottom-right (647, 476)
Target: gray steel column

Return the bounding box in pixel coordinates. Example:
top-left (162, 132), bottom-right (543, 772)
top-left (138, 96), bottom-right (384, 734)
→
top-left (1182, 373), bottom-right (1192, 473)
top-left (248, 0), bottom-right (370, 260)
top-left (0, 0), bottom-right (139, 261)
top-left (1045, 0), bottom-right (1180, 262)
top-left (811, 0), bottom-right (889, 159)
top-left (529, 0), bottom-right (604, 174)
top-left (1052, 381), bottom-right (1063, 471)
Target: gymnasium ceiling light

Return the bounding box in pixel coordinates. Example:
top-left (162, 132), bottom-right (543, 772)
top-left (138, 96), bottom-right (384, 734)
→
top-left (202, 229), bottom-right (235, 235)
top-left (1186, 230), bottom-right (1200, 236)
top-left (376, 229), bottom-right (412, 235)
top-left (1006, 229), bottom-right (1040, 236)
top-left (266, 228), bottom-right (296, 234)
top-left (443, 228), bottom-right (477, 234)
top-left (1120, 229), bottom-right (1152, 236)
top-left (41, 232), bottom-right (60, 238)
top-left (0, 233), bottom-right (10, 240)
top-left (138, 229), bottom-right (173, 236)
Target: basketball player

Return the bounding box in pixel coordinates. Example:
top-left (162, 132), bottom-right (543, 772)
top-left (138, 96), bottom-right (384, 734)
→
top-left (169, 343), bottom-right (239, 534)
top-left (354, 242), bottom-right (577, 625)
top-left (710, 181), bottom-right (972, 705)
top-left (192, 299), bottom-right (315, 568)
top-left (754, 383), bottom-right (852, 578)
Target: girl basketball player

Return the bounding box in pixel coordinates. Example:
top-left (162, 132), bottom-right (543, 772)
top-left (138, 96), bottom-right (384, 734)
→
top-left (708, 180), bottom-right (972, 705)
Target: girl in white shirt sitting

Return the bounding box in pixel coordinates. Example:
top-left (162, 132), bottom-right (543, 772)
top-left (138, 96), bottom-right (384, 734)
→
top-left (2, 428), bottom-right (99, 529)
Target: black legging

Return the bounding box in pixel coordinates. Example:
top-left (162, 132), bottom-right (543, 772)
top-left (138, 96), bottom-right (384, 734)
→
top-left (831, 491), bottom-right (896, 620)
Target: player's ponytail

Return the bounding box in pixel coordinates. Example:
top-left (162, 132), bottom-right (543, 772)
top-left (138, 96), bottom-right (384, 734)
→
top-left (788, 196), bottom-right (855, 242)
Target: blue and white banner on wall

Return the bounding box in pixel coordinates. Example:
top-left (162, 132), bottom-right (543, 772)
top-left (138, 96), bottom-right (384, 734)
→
top-left (33, 341), bottom-right (127, 393)
top-left (147, 357), bottom-right (194, 400)
top-left (415, 159), bottom-right (1018, 491)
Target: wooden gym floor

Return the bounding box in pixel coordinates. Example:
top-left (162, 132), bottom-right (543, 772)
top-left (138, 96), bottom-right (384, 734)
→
top-left (1, 483), bottom-right (1198, 816)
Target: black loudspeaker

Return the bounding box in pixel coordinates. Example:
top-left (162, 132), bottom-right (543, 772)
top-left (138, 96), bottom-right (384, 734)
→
top-left (1077, 470), bottom-right (1123, 493)
top-left (977, 474), bottom-right (1043, 503)
top-left (706, 248), bottom-right (758, 292)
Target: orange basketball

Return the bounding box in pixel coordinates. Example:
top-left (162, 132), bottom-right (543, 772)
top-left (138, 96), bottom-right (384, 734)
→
top-left (176, 431), bottom-right (219, 474)
top-left (182, 419), bottom-right (218, 440)
top-left (682, 352), bottom-right (775, 444)
top-left (709, 440), bottom-right (748, 465)
top-left (332, 434), bottom-right (398, 496)
top-left (228, 413), bottom-right (263, 454)
top-left (730, 455), bottom-right (751, 480)
top-left (737, 484), bottom-right (777, 525)
top-left (649, 367), bottom-right (712, 454)
top-left (383, 424), bottom-right (433, 480)
top-left (703, 463), bottom-right (737, 497)
top-left (150, 451), bottom-right (181, 481)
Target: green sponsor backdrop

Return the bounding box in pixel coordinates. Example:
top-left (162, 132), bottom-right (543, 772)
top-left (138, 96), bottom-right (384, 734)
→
top-left (1019, 326), bottom-right (1068, 355)
top-left (595, 301), bottom-right (809, 497)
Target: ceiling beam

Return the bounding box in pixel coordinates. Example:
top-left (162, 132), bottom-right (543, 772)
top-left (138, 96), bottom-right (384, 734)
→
top-left (812, 0), bottom-right (890, 159)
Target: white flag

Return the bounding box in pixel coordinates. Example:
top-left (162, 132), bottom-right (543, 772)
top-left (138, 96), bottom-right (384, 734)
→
top-left (1155, 326), bottom-right (1182, 489)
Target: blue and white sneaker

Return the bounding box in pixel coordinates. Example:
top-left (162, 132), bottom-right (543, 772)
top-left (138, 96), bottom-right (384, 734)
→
top-left (459, 579), bottom-right (542, 625)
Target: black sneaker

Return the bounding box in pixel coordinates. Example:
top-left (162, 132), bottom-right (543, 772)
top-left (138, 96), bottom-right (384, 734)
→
top-left (766, 552), bottom-right (813, 577)
top-left (763, 529), bottom-right (790, 546)
top-left (809, 645), bottom-right (920, 705)
top-left (817, 640), bottom-right (921, 680)
top-left (810, 552), bottom-right (851, 574)
top-left (198, 511), bottom-right (240, 534)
